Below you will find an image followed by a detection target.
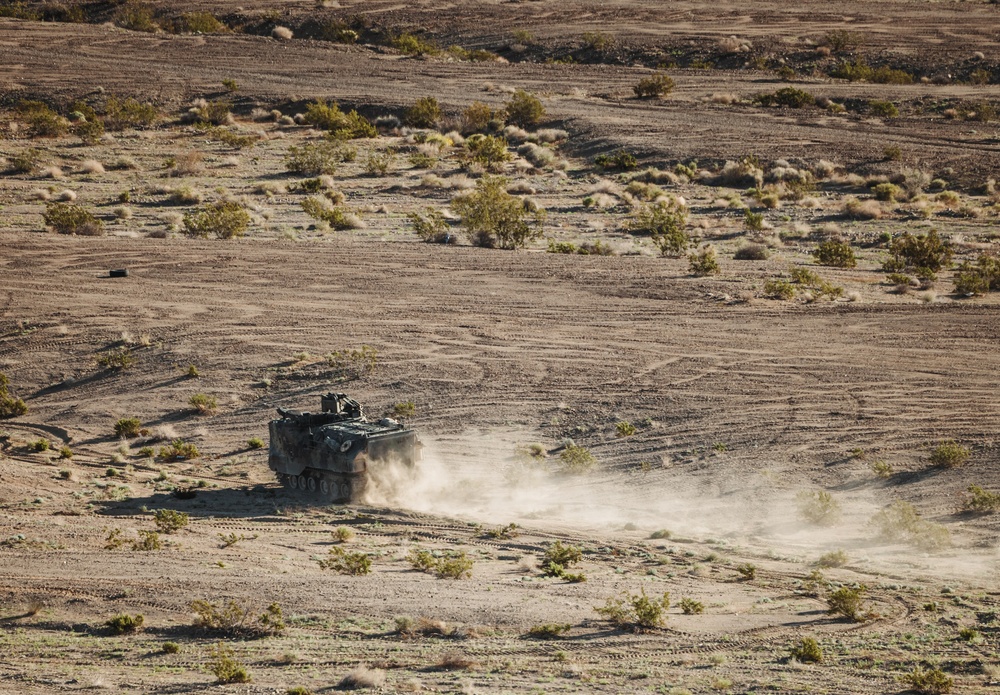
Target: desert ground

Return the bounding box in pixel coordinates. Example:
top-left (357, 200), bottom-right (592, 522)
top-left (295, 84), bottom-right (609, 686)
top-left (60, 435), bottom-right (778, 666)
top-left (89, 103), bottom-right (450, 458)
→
top-left (1, 1), bottom-right (1000, 693)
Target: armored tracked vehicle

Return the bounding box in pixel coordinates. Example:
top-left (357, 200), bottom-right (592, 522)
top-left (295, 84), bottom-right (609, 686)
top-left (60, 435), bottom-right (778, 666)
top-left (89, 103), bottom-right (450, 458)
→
top-left (268, 393), bottom-right (420, 502)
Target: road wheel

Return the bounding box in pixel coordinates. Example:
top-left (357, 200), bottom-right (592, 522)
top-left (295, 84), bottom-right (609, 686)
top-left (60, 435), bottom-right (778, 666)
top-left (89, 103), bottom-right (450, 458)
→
top-left (306, 476), bottom-right (317, 492)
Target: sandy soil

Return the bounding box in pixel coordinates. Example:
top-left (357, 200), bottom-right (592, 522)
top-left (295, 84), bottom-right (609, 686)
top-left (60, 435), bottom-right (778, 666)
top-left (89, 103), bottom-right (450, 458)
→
top-left (1, 2), bottom-right (999, 693)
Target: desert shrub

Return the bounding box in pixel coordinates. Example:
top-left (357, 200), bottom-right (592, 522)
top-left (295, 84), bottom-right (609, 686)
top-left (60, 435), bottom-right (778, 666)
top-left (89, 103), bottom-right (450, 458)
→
top-left (114, 417), bottom-right (142, 439)
top-left (332, 526), bottom-right (355, 543)
top-left (58, 446), bottom-right (72, 459)
top-left (301, 197), bottom-right (361, 231)
top-left (595, 589), bottom-right (670, 631)
top-left (543, 541), bottom-right (582, 569)
top-left (302, 100), bottom-right (375, 138)
top-left (901, 667), bottom-right (952, 695)
top-left (154, 509), bottom-right (189, 534)
top-left (814, 550), bottom-right (848, 569)
top-left (318, 19), bottom-right (359, 44)
top-left (789, 637), bottom-right (823, 663)
top-left (743, 210), bottom-right (764, 231)
top-left (209, 128), bottom-right (260, 149)
top-left (392, 32), bottom-right (439, 56)
top-left (392, 401), bottom-right (416, 418)
top-left (595, 149), bottom-right (638, 170)
top-left (870, 500), bottom-right (950, 550)
top-left (30, 439), bottom-right (50, 452)
top-left (734, 243), bottom-right (768, 261)
top-left (17, 100), bottom-right (68, 138)
top-left (688, 245), bottom-right (720, 276)
top-left (326, 345), bottom-right (378, 378)
top-left (43, 202), bottom-right (104, 236)
top-left (407, 548), bottom-right (437, 572)
top-left (208, 643), bottom-right (251, 684)
top-left (736, 563), bottom-right (757, 580)
top-left (754, 87), bottom-right (815, 108)
top-left (634, 73), bottom-right (674, 98)
top-left (882, 230), bottom-right (952, 273)
top-left (873, 182), bottom-right (902, 202)
top-left (338, 665), bottom-right (386, 690)
top-left (826, 585), bottom-right (871, 622)
top-left (797, 490), bottom-right (841, 526)
top-left (630, 198), bottom-right (689, 257)
top-left (182, 201), bottom-right (250, 239)
top-left (106, 613), bottom-right (144, 635)
top-left (962, 484), bottom-right (1000, 513)
top-left (113, 2), bottom-right (158, 32)
top-left (172, 11), bottom-right (227, 34)
top-left (364, 149), bottom-right (394, 175)
top-left (953, 254), bottom-right (1000, 295)
top-left (615, 421), bottom-right (637, 437)
top-left (189, 393), bottom-right (218, 415)
top-left (527, 623), bottom-right (572, 638)
top-left (811, 240), bottom-right (856, 268)
top-left (452, 175), bottom-right (543, 250)
top-left (0, 373), bottom-right (28, 419)
top-left (929, 440), bottom-right (969, 468)
top-left (463, 134), bottom-right (511, 170)
top-left (248, 437), bottom-right (264, 450)
top-left (871, 459), bottom-right (893, 479)
top-left (9, 148), bottom-right (43, 173)
top-left (286, 140), bottom-right (354, 175)
top-left (407, 208), bottom-right (453, 243)
top-left (75, 117), bottom-right (105, 145)
top-left (485, 522), bottom-right (519, 539)
top-left (868, 100), bottom-right (899, 118)
top-left (319, 547), bottom-right (372, 575)
top-left (404, 97), bottom-right (442, 128)
top-left (157, 439), bottom-right (200, 461)
top-left (435, 552), bottom-right (474, 579)
top-left (679, 598), bottom-right (704, 615)
top-left (186, 100), bottom-right (232, 126)
top-left (98, 347), bottom-right (135, 371)
top-left (132, 530), bottom-right (162, 551)
top-left (103, 96), bottom-right (158, 130)
top-left (162, 641), bottom-right (180, 654)
top-left (505, 89), bottom-right (545, 128)
top-left (461, 101), bottom-right (502, 133)
top-left (191, 600), bottom-right (285, 637)
top-left (763, 278), bottom-right (795, 300)
top-left (558, 444), bottom-right (595, 473)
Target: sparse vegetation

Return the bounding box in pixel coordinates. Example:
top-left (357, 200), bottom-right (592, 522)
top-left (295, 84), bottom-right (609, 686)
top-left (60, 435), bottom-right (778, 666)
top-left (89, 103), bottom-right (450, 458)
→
top-left (114, 417), bottom-right (142, 439)
top-left (883, 230), bottom-right (952, 274)
top-left (319, 547), bottom-right (372, 575)
top-left (332, 526), bottom-right (355, 543)
top-left (43, 202), bottom-right (104, 236)
top-left (153, 509), bottom-right (189, 534)
top-left (901, 666), bottom-right (953, 695)
top-left (0, 373), bottom-right (28, 419)
top-left (558, 444), bottom-right (595, 473)
top-left (208, 643), bottom-right (251, 684)
top-left (527, 623), bottom-right (572, 638)
top-left (630, 198), bottom-right (689, 256)
top-left (929, 440), bottom-right (969, 468)
top-left (98, 347), bottom-right (136, 371)
top-left (505, 89), bottom-right (545, 128)
top-left (811, 240), bottom-right (856, 268)
top-left (248, 437), bottom-right (264, 449)
top-left (452, 175), bottom-right (543, 250)
top-left (797, 490), bottom-right (841, 526)
top-left (689, 245), bottom-right (720, 276)
top-left (679, 598), bottom-right (704, 614)
top-left (157, 439), bottom-right (200, 462)
top-left (595, 589), bottom-right (670, 631)
top-left (826, 585), bottom-right (872, 622)
top-left (815, 549), bottom-right (849, 568)
top-left (391, 401), bottom-right (416, 419)
top-left (286, 140), bottom-right (355, 175)
top-left (754, 87), bottom-right (815, 108)
top-left (404, 97), bottom-right (442, 128)
top-left (789, 637), bottom-right (823, 663)
top-left (191, 600), bottom-right (285, 637)
top-left (189, 393), bottom-right (218, 415)
top-left (182, 201), bottom-right (250, 239)
top-left (871, 500), bottom-right (950, 550)
top-left (327, 345), bottom-right (378, 378)
top-left (106, 613), bottom-right (144, 635)
top-left (961, 484), bottom-right (1000, 513)
top-left (634, 73), bottom-right (674, 99)
top-left (736, 563), bottom-right (757, 580)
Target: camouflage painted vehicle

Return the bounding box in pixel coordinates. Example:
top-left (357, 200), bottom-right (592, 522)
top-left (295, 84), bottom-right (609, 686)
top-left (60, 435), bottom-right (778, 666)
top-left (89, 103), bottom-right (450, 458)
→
top-left (268, 393), bottom-right (420, 502)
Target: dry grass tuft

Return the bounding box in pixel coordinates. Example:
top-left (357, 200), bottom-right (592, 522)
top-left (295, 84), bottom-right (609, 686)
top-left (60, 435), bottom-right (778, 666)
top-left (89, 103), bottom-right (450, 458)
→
top-left (338, 664), bottom-right (386, 690)
top-left (437, 652), bottom-right (479, 671)
top-left (272, 26), bottom-right (293, 40)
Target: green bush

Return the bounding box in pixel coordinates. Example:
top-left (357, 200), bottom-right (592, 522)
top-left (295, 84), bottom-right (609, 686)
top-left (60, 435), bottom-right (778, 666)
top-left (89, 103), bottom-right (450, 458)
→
top-left (595, 149), bottom-right (638, 170)
top-left (505, 89), bottom-right (545, 128)
top-left (75, 118), bottom-right (105, 145)
top-left (736, 563), bottom-right (757, 580)
top-left (797, 490), bottom-right (841, 526)
top-left (630, 199), bottom-right (689, 257)
top-left (182, 201), bottom-right (250, 239)
top-left (208, 643), bottom-right (251, 684)
top-left (114, 417), bottom-right (142, 439)
top-left (332, 526), bottom-right (354, 543)
top-left (461, 101), bottom-right (502, 134)
top-left (171, 11), bottom-right (227, 34)
top-left (527, 623), bottom-right (571, 638)
top-left (132, 530), bottom-right (162, 551)
top-left (154, 509), bottom-right (189, 533)
top-left (98, 347), bottom-right (136, 371)
top-left (191, 600), bottom-right (285, 637)
top-left (9, 148), bottom-right (43, 174)
top-left (679, 598), bottom-right (704, 614)
top-left (162, 641), bottom-right (180, 654)
top-left (452, 175), bottom-right (543, 249)
top-left (929, 440), bottom-right (969, 468)
top-left (435, 552), bottom-right (474, 579)
top-left (868, 100), bottom-right (899, 118)
top-left (558, 444), bottom-right (595, 473)
top-left (408, 208), bottom-right (453, 243)
top-left (543, 541), bottom-right (582, 569)
top-left (326, 345), bottom-right (378, 378)
top-left (157, 439), bottom-right (200, 461)
top-left (404, 96), bottom-right (443, 128)
top-left (462, 134), bottom-right (511, 170)
top-left (17, 100), bottom-right (68, 138)
top-left (285, 140), bottom-right (355, 175)
top-left (688, 245), bottom-right (720, 276)
top-left (0, 373), bottom-right (28, 419)
top-left (953, 254), bottom-right (1000, 295)
top-left (189, 393), bottom-right (218, 415)
top-left (734, 243), bottom-right (768, 261)
top-left (826, 585), bottom-right (871, 622)
top-left (103, 96), bottom-right (158, 130)
top-left (754, 87), bottom-right (815, 108)
top-left (811, 240), bottom-right (856, 268)
top-left (763, 278), bottom-right (795, 300)
top-left (302, 100), bottom-right (375, 138)
top-left (44, 203), bottom-right (104, 236)
top-left (392, 32), bottom-right (439, 56)
top-left (319, 547), bottom-right (372, 575)
top-left (900, 667), bottom-right (952, 695)
top-left (595, 589), bottom-right (670, 631)
top-left (962, 484), bottom-right (1000, 513)
top-left (30, 438), bottom-right (50, 452)
top-left (870, 500), bottom-right (950, 550)
top-left (301, 197), bottom-right (360, 231)
top-left (391, 401), bottom-right (417, 418)
top-left (634, 73), bottom-right (674, 98)
top-left (106, 613), bottom-right (144, 635)
top-left (248, 437), bottom-right (265, 450)
top-left (789, 637), bottom-right (823, 663)
top-left (882, 230), bottom-right (952, 273)
top-left (873, 183), bottom-right (902, 201)
top-left (815, 549), bottom-right (849, 568)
